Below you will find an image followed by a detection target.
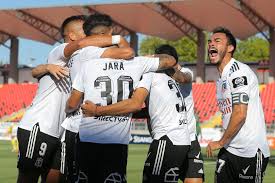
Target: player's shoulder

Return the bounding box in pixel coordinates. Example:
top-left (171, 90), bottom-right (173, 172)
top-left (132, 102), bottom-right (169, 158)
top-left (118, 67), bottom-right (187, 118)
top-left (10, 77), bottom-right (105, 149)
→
top-left (228, 59), bottom-right (253, 77)
top-left (49, 43), bottom-right (68, 55)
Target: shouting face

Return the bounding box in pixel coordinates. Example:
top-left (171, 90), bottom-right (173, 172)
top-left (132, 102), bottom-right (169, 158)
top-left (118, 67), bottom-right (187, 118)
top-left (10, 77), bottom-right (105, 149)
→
top-left (208, 33), bottom-right (232, 65)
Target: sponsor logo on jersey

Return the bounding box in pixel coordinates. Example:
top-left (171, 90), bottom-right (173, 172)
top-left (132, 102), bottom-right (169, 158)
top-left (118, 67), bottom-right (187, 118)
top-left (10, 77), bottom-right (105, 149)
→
top-left (94, 116), bottom-right (130, 123)
top-left (232, 76), bottom-right (247, 88)
top-left (242, 165), bottom-right (250, 175)
top-left (239, 165), bottom-right (253, 180)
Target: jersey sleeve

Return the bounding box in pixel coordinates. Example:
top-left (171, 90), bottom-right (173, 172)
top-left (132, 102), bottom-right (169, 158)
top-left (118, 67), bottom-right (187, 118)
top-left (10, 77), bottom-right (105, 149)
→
top-left (72, 65), bottom-right (85, 93)
top-left (136, 73), bottom-right (153, 92)
top-left (180, 67), bottom-right (194, 80)
top-left (134, 56), bottom-right (160, 73)
top-left (228, 69), bottom-right (251, 105)
top-left (79, 46), bottom-right (106, 61)
top-left (47, 43), bottom-right (68, 64)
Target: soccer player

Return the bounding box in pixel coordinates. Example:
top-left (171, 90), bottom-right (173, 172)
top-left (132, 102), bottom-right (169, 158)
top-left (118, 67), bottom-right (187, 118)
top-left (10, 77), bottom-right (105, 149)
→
top-left (66, 47), bottom-right (176, 182)
top-left (60, 14), bottom-right (134, 183)
top-left (80, 45), bottom-right (193, 183)
top-left (206, 27), bottom-right (270, 183)
top-left (17, 15), bottom-right (133, 183)
top-left (177, 67), bottom-right (204, 183)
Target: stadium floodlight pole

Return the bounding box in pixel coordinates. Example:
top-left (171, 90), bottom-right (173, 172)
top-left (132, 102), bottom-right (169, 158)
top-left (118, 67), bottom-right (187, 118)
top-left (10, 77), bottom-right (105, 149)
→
top-left (0, 31), bottom-right (11, 49)
top-left (6, 10), bottom-right (62, 43)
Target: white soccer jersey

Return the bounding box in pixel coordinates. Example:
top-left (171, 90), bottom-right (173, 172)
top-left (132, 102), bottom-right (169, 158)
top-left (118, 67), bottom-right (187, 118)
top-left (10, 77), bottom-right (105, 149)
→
top-left (61, 46), bottom-right (106, 133)
top-left (137, 72), bottom-right (190, 146)
top-left (19, 43), bottom-right (71, 138)
top-left (177, 67), bottom-right (197, 141)
top-left (73, 56), bottom-right (159, 144)
top-left (216, 58), bottom-right (270, 158)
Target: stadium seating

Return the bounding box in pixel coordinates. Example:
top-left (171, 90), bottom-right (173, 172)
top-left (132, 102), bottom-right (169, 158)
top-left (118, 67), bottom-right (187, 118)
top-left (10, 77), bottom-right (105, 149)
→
top-left (0, 83), bottom-right (274, 124)
top-left (192, 83), bottom-right (219, 122)
top-left (260, 83), bottom-right (275, 125)
top-left (0, 84), bottom-right (37, 120)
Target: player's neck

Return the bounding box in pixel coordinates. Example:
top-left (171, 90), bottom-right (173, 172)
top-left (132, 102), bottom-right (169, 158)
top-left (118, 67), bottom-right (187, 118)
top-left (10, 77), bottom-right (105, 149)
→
top-left (217, 55), bottom-right (232, 74)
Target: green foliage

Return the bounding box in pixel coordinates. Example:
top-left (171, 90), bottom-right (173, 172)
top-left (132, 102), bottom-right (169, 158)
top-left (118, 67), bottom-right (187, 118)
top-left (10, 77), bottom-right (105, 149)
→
top-left (139, 35), bottom-right (269, 63)
top-left (139, 36), bottom-right (197, 62)
top-left (234, 37), bottom-right (269, 62)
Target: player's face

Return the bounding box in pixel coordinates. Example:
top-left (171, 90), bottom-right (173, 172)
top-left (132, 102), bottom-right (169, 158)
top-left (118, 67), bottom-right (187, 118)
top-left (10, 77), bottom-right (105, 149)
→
top-left (208, 33), bottom-right (229, 64)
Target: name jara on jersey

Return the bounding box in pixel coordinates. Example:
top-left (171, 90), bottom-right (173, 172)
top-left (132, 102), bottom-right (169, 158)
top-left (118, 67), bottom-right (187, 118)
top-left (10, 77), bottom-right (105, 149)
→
top-left (103, 62), bottom-right (124, 71)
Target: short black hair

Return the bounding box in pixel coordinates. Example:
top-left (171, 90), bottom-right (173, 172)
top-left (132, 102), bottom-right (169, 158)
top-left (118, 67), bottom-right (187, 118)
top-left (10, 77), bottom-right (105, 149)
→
top-left (60, 15), bottom-right (86, 38)
top-left (83, 13), bottom-right (113, 36)
top-left (212, 27), bottom-right (237, 55)
top-left (155, 44), bottom-right (178, 63)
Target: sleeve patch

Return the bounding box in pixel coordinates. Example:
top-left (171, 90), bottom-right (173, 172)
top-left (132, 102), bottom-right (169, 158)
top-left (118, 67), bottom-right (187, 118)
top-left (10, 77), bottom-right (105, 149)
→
top-left (232, 92), bottom-right (249, 104)
top-left (232, 76), bottom-right (247, 88)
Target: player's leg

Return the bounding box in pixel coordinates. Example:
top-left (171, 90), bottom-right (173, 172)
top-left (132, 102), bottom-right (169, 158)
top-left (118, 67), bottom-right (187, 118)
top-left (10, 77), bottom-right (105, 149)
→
top-left (62, 130), bottom-right (79, 183)
top-left (181, 138), bottom-right (204, 183)
top-left (18, 123), bottom-right (62, 183)
top-left (17, 126), bottom-right (41, 183)
top-left (215, 148), bottom-right (237, 183)
top-left (101, 143), bottom-right (128, 183)
top-left (143, 135), bottom-right (189, 183)
top-left (43, 134), bottom-right (62, 183)
top-left (78, 141), bottom-right (98, 183)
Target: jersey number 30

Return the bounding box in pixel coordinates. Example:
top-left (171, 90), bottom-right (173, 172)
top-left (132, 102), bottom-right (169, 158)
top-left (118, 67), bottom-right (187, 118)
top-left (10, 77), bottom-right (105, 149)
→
top-left (95, 75), bottom-right (133, 105)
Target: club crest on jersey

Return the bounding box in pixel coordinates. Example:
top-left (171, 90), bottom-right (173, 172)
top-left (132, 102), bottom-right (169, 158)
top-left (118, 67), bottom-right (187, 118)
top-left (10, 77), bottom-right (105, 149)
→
top-left (103, 62), bottom-right (124, 70)
top-left (232, 76), bottom-right (247, 88)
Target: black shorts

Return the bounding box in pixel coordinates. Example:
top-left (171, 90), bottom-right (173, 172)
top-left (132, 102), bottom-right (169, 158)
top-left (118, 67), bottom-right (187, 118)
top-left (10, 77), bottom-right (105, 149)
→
top-left (180, 138), bottom-right (204, 180)
top-left (60, 130), bottom-right (79, 183)
top-left (79, 141), bottom-right (128, 183)
top-left (142, 135), bottom-right (190, 183)
top-left (215, 148), bottom-right (269, 183)
top-left (17, 124), bottom-right (61, 173)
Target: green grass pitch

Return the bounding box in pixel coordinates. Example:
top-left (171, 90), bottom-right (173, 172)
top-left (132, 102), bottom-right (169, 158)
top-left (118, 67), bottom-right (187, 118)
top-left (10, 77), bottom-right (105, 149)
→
top-left (1, 141), bottom-right (275, 183)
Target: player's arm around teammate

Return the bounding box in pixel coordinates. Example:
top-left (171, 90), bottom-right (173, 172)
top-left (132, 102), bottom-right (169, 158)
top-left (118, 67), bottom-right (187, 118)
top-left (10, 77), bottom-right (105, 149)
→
top-left (32, 34), bottom-right (133, 79)
top-left (66, 53), bottom-right (176, 114)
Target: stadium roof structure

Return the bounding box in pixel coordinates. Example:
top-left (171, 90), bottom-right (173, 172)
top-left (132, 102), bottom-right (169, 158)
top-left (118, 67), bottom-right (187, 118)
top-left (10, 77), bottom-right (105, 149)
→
top-left (0, 0), bottom-right (275, 82)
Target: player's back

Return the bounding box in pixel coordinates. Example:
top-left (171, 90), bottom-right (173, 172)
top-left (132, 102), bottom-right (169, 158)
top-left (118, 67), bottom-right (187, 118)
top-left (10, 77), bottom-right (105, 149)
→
top-left (140, 72), bottom-right (190, 145)
top-left (73, 56), bottom-right (159, 144)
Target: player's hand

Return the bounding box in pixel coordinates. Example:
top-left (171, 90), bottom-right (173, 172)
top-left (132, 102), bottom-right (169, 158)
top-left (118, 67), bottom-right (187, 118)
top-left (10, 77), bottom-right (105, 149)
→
top-left (206, 141), bottom-right (223, 157)
top-left (46, 64), bottom-right (69, 80)
top-left (81, 100), bottom-right (97, 117)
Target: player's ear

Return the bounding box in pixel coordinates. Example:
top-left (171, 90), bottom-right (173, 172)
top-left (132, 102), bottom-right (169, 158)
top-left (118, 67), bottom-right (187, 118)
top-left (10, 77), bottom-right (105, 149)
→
top-left (227, 45), bottom-right (234, 54)
top-left (68, 32), bottom-right (77, 41)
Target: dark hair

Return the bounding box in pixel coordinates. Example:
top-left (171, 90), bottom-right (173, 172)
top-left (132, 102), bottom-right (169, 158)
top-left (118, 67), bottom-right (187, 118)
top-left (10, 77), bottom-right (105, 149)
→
top-left (83, 13), bottom-right (113, 36)
top-left (60, 15), bottom-right (86, 38)
top-left (155, 44), bottom-right (178, 63)
top-left (212, 27), bottom-right (237, 55)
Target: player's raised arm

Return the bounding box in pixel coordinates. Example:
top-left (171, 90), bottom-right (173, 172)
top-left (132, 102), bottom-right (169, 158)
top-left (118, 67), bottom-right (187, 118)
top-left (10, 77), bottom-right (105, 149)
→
top-left (154, 54), bottom-right (176, 70)
top-left (170, 65), bottom-right (193, 84)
